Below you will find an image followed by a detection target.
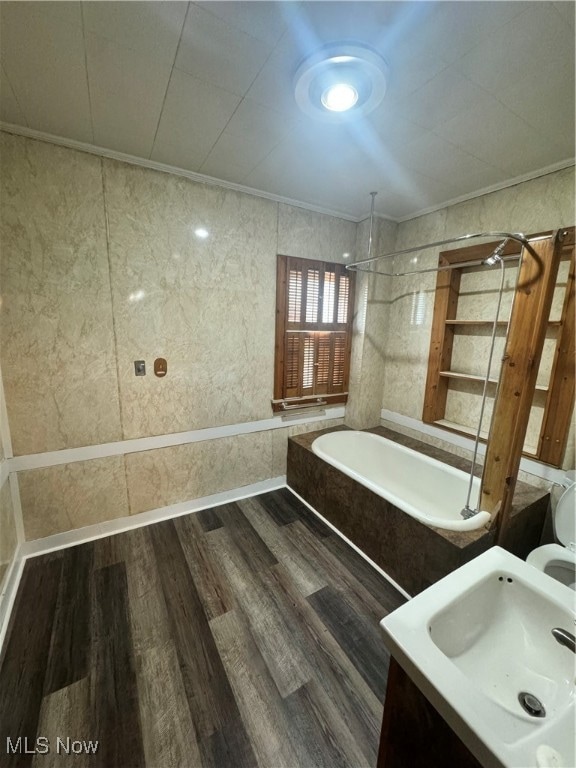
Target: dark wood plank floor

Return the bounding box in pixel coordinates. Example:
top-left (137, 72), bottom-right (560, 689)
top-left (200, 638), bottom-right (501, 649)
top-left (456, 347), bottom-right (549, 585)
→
top-left (0, 488), bottom-right (405, 768)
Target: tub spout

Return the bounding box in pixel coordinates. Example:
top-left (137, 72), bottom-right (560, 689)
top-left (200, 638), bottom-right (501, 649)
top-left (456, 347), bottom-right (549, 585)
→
top-left (460, 505), bottom-right (479, 519)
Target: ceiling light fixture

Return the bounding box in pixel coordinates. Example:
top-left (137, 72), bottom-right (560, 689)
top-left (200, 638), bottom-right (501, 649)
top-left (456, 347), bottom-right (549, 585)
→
top-left (294, 43), bottom-right (388, 121)
top-left (321, 83), bottom-right (358, 112)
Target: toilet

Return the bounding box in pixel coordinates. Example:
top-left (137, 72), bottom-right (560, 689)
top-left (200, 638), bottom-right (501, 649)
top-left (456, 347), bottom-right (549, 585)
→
top-left (527, 478), bottom-right (576, 590)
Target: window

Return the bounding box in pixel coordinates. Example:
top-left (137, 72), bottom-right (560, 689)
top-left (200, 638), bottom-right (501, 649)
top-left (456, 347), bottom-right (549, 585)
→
top-left (272, 255), bottom-right (355, 412)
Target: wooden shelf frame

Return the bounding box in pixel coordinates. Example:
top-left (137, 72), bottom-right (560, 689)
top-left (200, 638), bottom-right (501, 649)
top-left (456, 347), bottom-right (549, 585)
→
top-left (422, 228), bottom-right (575, 544)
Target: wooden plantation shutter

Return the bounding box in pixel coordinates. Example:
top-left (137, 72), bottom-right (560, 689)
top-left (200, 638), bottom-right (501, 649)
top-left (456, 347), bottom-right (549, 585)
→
top-left (273, 255), bottom-right (355, 412)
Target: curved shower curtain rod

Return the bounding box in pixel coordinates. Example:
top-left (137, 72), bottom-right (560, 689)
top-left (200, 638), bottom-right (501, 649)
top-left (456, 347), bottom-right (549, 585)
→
top-left (346, 230), bottom-right (534, 276)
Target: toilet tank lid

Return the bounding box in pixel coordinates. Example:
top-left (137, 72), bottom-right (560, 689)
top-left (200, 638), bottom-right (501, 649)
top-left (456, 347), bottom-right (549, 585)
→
top-left (555, 482), bottom-right (576, 546)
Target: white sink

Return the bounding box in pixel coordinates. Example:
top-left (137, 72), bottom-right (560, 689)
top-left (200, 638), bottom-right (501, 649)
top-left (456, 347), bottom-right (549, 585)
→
top-left (380, 547), bottom-right (576, 768)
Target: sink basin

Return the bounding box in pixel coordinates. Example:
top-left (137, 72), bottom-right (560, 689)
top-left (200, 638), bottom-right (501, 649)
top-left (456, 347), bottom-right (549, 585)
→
top-left (380, 547), bottom-right (575, 768)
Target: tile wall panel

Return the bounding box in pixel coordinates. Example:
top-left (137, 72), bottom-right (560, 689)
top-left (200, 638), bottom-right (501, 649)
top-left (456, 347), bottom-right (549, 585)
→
top-left (102, 160), bottom-right (279, 438)
top-left (18, 456), bottom-right (129, 540)
top-left (125, 431), bottom-right (273, 516)
top-left (0, 134), bottom-right (122, 455)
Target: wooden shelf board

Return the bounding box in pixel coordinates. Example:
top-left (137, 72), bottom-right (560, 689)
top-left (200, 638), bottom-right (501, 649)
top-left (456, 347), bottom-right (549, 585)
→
top-left (439, 370), bottom-right (497, 384)
top-left (445, 320), bottom-right (508, 326)
top-left (434, 419), bottom-right (489, 441)
top-left (439, 370), bottom-right (549, 392)
top-left (433, 420), bottom-right (539, 456)
top-left (445, 319), bottom-right (562, 327)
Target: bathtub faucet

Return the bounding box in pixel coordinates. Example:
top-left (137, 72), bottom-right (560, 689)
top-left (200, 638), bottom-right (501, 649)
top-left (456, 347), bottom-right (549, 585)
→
top-left (460, 505), bottom-right (480, 519)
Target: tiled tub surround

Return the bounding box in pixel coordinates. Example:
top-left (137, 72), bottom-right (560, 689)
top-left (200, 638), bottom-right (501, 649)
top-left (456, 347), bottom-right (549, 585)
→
top-left (287, 426), bottom-right (549, 596)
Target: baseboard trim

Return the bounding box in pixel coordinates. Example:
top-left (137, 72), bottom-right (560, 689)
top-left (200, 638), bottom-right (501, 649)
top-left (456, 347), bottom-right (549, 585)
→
top-left (20, 476), bottom-right (286, 559)
top-left (286, 485), bottom-right (412, 602)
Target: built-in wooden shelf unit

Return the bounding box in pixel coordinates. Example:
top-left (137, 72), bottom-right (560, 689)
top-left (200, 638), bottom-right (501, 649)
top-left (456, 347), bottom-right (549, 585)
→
top-left (423, 228), bottom-right (575, 469)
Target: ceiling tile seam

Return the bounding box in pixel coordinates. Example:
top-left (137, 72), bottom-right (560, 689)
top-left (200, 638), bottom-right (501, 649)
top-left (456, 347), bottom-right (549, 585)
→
top-left (149, 1), bottom-right (191, 161)
top-left (461, 62), bottom-right (554, 131)
top-left (436, 2), bottom-right (532, 69)
top-left (427, 68), bottom-right (569, 162)
top-left (80, 3), bottom-right (95, 145)
top-left (165, 7), bottom-right (291, 112)
top-left (425, 129), bottom-right (504, 177)
top-left (196, 26), bottom-right (293, 174)
top-left (489, 87), bottom-right (574, 153)
top-left (0, 64), bottom-right (28, 129)
top-left (199, 132), bottom-right (282, 186)
top-left (191, 0), bottom-right (288, 49)
top-left (198, 96), bottom-right (298, 182)
top-left (552, 2), bottom-right (576, 27)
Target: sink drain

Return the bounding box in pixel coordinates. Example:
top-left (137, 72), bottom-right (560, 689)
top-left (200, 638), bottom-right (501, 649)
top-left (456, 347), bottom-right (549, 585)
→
top-left (518, 692), bottom-right (546, 717)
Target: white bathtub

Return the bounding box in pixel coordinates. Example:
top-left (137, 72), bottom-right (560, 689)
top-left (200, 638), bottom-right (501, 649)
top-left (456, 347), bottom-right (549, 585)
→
top-left (311, 431), bottom-right (491, 532)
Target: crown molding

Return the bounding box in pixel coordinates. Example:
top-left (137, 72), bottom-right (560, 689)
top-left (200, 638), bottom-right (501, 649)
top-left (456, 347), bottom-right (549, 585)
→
top-left (0, 122), bottom-right (359, 223)
top-left (2, 122), bottom-right (574, 228)
top-left (392, 158), bottom-right (576, 224)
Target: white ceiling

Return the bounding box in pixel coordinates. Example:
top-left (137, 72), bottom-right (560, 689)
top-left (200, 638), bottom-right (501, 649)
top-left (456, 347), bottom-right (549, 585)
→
top-left (0, 1), bottom-right (574, 221)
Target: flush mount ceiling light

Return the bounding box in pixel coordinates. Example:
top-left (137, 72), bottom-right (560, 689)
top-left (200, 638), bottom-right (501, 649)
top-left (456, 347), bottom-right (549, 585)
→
top-left (294, 44), bottom-right (388, 121)
top-left (321, 83), bottom-right (358, 112)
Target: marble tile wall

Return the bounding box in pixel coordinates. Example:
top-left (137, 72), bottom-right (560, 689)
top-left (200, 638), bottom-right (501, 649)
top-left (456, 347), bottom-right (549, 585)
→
top-left (379, 167), bottom-right (575, 467)
top-left (16, 417), bottom-right (346, 539)
top-left (0, 133), bottom-right (355, 538)
top-left (18, 457), bottom-right (129, 540)
top-left (102, 159), bottom-right (279, 437)
top-left (346, 216), bottom-right (397, 429)
top-left (0, 134), bottom-right (123, 455)
top-left (277, 204), bottom-right (357, 264)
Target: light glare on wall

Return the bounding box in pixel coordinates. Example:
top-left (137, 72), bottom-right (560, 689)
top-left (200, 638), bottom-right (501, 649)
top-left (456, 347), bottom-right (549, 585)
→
top-left (410, 291), bottom-right (426, 326)
top-left (128, 289), bottom-right (145, 303)
top-left (195, 227), bottom-right (209, 239)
